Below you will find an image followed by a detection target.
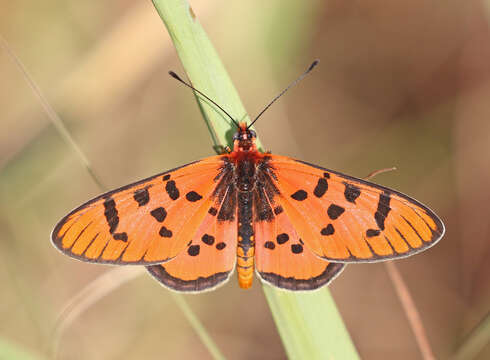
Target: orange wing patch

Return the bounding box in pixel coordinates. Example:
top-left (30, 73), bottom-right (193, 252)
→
top-left (268, 155), bottom-right (444, 262)
top-left (255, 207), bottom-right (344, 290)
top-left (147, 204), bottom-right (237, 292)
top-left (51, 156), bottom-right (226, 265)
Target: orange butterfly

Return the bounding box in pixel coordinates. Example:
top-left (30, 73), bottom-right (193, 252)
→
top-left (51, 61), bottom-right (444, 292)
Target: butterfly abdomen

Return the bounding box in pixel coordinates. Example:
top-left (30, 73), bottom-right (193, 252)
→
top-left (237, 191), bottom-right (255, 289)
top-left (236, 159), bottom-right (256, 289)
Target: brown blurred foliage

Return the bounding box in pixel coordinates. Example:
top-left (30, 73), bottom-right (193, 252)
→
top-left (0, 1), bottom-right (489, 359)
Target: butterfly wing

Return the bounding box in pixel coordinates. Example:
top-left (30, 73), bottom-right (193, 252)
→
top-left (263, 155), bottom-right (444, 262)
top-left (147, 202), bottom-right (237, 292)
top-left (51, 156), bottom-right (228, 265)
top-left (254, 208), bottom-right (344, 290)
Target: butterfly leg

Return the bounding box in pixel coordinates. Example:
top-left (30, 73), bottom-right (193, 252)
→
top-left (363, 166), bottom-right (397, 180)
top-left (213, 145), bottom-right (232, 155)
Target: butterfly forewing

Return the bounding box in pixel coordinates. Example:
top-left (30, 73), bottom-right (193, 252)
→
top-left (51, 157), bottom-right (227, 265)
top-left (267, 155), bottom-right (444, 262)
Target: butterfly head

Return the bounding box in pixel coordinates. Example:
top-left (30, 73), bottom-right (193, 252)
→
top-left (232, 122), bottom-right (257, 152)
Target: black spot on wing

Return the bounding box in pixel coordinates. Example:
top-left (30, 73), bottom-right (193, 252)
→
top-left (216, 242), bottom-right (226, 250)
top-left (276, 233), bottom-right (289, 244)
top-left (201, 234), bottom-right (215, 245)
top-left (133, 188), bottom-right (150, 206)
top-left (313, 178), bottom-right (328, 198)
top-left (321, 224), bottom-right (335, 236)
top-left (186, 191), bottom-right (203, 202)
top-left (366, 229), bottom-right (380, 237)
top-left (291, 244), bottom-right (303, 254)
top-left (291, 190), bottom-right (308, 201)
top-left (344, 183), bottom-right (361, 203)
top-left (273, 206), bottom-right (283, 215)
top-left (103, 197), bottom-right (119, 234)
top-left (323, 172), bottom-right (330, 179)
top-left (375, 191), bottom-right (391, 230)
top-left (150, 207), bottom-right (167, 222)
top-left (327, 204), bottom-right (345, 220)
top-left (166, 180), bottom-right (180, 200)
top-left (162, 174), bottom-right (171, 181)
top-left (113, 232), bottom-right (128, 242)
top-left (208, 207), bottom-right (218, 216)
top-left (264, 241), bottom-right (275, 250)
top-left (159, 226), bottom-right (173, 238)
top-left (188, 245), bottom-right (200, 256)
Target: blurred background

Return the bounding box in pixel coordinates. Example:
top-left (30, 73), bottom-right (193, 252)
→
top-left (1, 0), bottom-right (489, 359)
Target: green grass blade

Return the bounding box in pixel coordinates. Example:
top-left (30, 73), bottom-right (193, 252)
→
top-left (152, 0), bottom-right (261, 150)
top-left (452, 312), bottom-right (490, 360)
top-left (264, 285), bottom-right (359, 359)
top-left (0, 338), bottom-right (44, 360)
top-left (170, 293), bottom-right (226, 360)
top-left (3, 25), bottom-right (222, 360)
top-left (151, 1), bottom-right (359, 359)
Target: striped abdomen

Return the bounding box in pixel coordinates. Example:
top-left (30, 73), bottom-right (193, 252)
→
top-left (235, 158), bottom-right (256, 289)
top-left (237, 191), bottom-right (255, 288)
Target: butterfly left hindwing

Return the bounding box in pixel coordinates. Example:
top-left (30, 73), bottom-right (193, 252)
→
top-left (147, 203), bottom-right (237, 292)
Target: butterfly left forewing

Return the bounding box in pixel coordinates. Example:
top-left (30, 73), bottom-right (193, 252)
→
top-left (267, 155), bottom-right (444, 262)
top-left (52, 156), bottom-right (226, 264)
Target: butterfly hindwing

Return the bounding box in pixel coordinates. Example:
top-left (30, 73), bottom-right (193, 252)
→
top-left (254, 207), bottom-right (345, 290)
top-left (267, 155), bottom-right (444, 262)
top-left (51, 156), bottom-right (226, 265)
top-left (147, 202), bottom-right (237, 292)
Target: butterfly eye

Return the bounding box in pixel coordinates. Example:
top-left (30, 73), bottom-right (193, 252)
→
top-left (249, 130), bottom-right (256, 138)
top-left (233, 132), bottom-right (239, 141)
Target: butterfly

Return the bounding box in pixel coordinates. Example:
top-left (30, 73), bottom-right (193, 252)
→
top-left (51, 61), bottom-right (445, 292)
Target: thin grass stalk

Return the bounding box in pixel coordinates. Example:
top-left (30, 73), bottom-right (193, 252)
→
top-left (0, 33), bottom-right (224, 360)
top-left (451, 312), bottom-right (490, 360)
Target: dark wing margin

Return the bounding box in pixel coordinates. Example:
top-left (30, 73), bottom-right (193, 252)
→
top-left (146, 265), bottom-right (234, 293)
top-left (257, 263), bottom-right (345, 291)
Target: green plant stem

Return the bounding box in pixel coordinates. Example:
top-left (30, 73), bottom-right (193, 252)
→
top-left (0, 338), bottom-right (44, 360)
top-left (452, 312), bottom-right (490, 360)
top-left (151, 1), bottom-right (359, 359)
top-left (171, 293), bottom-right (226, 360)
top-left (1, 31), bottom-right (221, 360)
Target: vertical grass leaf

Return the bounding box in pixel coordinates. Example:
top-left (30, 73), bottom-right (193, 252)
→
top-left (151, 1), bottom-right (359, 358)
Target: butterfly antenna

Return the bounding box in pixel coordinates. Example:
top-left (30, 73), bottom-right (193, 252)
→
top-left (248, 59), bottom-right (319, 129)
top-left (169, 71), bottom-right (240, 128)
